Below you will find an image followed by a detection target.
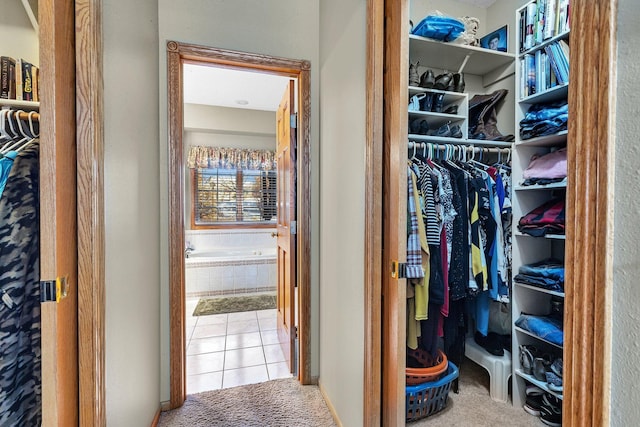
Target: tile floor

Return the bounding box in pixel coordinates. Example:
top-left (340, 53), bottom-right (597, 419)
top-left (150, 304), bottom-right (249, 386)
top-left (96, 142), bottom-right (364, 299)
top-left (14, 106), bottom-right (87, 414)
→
top-left (185, 297), bottom-right (293, 394)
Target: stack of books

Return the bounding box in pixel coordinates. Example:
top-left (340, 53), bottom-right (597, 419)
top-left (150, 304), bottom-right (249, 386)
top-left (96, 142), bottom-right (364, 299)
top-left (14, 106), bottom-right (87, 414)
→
top-left (520, 40), bottom-right (569, 98)
top-left (518, 0), bottom-right (570, 53)
top-left (0, 56), bottom-right (40, 102)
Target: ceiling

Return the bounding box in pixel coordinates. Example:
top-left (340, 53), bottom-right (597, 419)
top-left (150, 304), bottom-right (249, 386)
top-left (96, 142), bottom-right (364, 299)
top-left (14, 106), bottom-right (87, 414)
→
top-left (456, 0), bottom-right (497, 6)
top-left (183, 64), bottom-right (292, 112)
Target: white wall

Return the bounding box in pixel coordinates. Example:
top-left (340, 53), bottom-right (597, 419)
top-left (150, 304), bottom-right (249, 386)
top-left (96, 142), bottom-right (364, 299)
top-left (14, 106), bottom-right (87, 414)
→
top-left (158, 0), bottom-right (321, 403)
top-left (0, 2), bottom-right (38, 66)
top-left (103, 0), bottom-right (161, 425)
top-left (612, 0), bottom-right (640, 424)
top-left (318, 0), bottom-right (366, 425)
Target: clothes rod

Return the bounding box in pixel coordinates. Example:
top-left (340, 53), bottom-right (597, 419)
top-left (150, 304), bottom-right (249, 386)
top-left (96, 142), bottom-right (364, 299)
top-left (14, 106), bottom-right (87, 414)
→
top-left (16, 111), bottom-right (39, 121)
top-left (408, 141), bottom-right (510, 154)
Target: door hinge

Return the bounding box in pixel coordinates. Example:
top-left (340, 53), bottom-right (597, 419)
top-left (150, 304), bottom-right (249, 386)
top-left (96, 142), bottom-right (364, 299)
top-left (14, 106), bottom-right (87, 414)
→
top-left (290, 113), bottom-right (297, 129)
top-left (293, 326), bottom-right (298, 339)
top-left (40, 277), bottom-right (69, 303)
top-left (290, 220), bottom-right (297, 235)
top-left (391, 260), bottom-right (407, 279)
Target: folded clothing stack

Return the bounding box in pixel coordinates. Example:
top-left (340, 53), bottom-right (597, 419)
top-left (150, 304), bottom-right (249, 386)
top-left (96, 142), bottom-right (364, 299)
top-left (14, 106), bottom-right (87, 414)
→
top-left (518, 198), bottom-right (565, 237)
top-left (520, 100), bottom-right (568, 140)
top-left (515, 314), bottom-right (563, 347)
top-left (513, 258), bottom-right (564, 292)
top-left (521, 147), bottom-right (567, 187)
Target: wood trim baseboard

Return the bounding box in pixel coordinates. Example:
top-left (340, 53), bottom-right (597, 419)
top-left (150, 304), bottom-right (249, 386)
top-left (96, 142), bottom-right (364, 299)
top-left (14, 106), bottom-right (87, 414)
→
top-left (150, 408), bottom-right (161, 427)
top-left (318, 381), bottom-right (343, 427)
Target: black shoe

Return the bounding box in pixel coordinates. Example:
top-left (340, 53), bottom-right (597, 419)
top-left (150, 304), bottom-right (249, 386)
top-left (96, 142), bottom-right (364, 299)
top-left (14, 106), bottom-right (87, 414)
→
top-left (434, 72), bottom-right (453, 90)
top-left (474, 331), bottom-right (504, 356)
top-left (443, 105), bottom-right (458, 115)
top-left (420, 93), bottom-right (434, 111)
top-left (419, 69), bottom-right (435, 88)
top-left (432, 93), bottom-right (445, 112)
top-left (409, 118), bottom-right (430, 135)
top-left (540, 393), bottom-right (562, 426)
top-left (453, 73), bottom-right (466, 92)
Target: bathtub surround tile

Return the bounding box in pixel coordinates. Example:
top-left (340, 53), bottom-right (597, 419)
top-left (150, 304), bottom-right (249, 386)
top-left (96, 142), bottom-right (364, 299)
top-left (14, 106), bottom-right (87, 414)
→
top-left (187, 371), bottom-right (224, 394)
top-left (225, 332), bottom-right (262, 350)
top-left (187, 351), bottom-right (225, 375)
top-left (188, 336), bottom-right (226, 355)
top-left (222, 365), bottom-right (269, 389)
top-left (224, 346), bottom-right (265, 370)
top-left (267, 362), bottom-right (293, 381)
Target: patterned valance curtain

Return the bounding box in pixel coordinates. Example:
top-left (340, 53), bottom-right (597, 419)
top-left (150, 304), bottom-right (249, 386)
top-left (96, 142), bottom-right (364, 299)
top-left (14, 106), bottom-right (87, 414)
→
top-left (187, 146), bottom-right (277, 170)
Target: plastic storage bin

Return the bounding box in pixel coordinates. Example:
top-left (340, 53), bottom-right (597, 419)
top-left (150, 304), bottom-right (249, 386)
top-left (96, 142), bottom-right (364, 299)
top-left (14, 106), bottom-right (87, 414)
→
top-left (406, 348), bottom-right (448, 385)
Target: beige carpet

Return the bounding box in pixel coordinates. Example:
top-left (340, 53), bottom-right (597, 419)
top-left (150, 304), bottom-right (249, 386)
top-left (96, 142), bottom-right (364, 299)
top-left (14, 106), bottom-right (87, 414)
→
top-left (158, 359), bottom-right (542, 426)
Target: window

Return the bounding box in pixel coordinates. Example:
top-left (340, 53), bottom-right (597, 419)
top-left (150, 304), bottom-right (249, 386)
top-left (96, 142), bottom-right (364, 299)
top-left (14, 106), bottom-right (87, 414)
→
top-left (192, 168), bottom-right (276, 226)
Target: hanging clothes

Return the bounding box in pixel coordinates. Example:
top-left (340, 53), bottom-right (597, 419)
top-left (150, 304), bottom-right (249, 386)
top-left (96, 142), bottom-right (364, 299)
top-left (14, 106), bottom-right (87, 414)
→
top-left (0, 151), bottom-right (18, 200)
top-left (0, 142), bottom-right (41, 426)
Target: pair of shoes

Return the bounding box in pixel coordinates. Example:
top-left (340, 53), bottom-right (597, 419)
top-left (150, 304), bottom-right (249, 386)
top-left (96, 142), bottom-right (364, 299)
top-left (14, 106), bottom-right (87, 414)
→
top-left (533, 356), bottom-right (552, 382)
top-left (418, 92), bottom-right (447, 113)
top-left (540, 393), bottom-right (562, 426)
top-left (546, 357), bottom-right (563, 392)
top-left (523, 385), bottom-right (544, 417)
top-left (442, 105), bottom-right (459, 115)
top-left (473, 331), bottom-right (504, 356)
top-left (419, 69), bottom-right (435, 88)
top-left (452, 73), bottom-right (465, 93)
top-left (434, 72), bottom-right (453, 91)
top-left (519, 345), bottom-right (536, 375)
top-left (409, 118), bottom-right (430, 135)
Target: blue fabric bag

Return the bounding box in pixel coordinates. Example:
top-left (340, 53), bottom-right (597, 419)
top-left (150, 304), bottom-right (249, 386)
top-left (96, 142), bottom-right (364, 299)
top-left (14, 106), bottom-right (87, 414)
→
top-left (411, 14), bottom-right (465, 42)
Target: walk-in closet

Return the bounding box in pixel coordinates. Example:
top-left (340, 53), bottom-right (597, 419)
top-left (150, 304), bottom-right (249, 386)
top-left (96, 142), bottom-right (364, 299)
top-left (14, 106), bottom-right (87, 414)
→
top-left (381, 0), bottom-right (571, 425)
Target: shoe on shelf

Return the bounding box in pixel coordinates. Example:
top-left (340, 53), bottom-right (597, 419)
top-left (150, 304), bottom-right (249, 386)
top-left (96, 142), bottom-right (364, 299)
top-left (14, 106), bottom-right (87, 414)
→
top-left (419, 69), bottom-right (435, 88)
top-left (433, 72), bottom-right (453, 90)
top-left (409, 118), bottom-right (430, 135)
top-left (540, 393), bottom-right (562, 426)
top-left (453, 72), bottom-right (465, 92)
top-left (409, 61), bottom-right (420, 87)
top-left (449, 124), bottom-right (463, 139)
top-left (519, 345), bottom-right (537, 375)
top-left (533, 356), bottom-right (551, 382)
top-left (432, 93), bottom-right (445, 112)
top-left (546, 370), bottom-right (563, 392)
top-left (420, 93), bottom-right (434, 111)
top-left (523, 394), bottom-right (543, 417)
top-left (551, 357), bottom-right (563, 378)
top-left (443, 105), bottom-right (459, 115)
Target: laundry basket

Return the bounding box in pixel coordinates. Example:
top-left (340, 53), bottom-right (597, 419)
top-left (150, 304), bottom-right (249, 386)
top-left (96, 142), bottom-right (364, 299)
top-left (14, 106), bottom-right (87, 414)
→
top-left (406, 348), bottom-right (448, 385)
top-left (405, 361), bottom-right (459, 422)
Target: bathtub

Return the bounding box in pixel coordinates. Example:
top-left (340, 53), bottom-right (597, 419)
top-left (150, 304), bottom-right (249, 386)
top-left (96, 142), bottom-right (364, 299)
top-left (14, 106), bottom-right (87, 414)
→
top-left (184, 247), bottom-right (277, 297)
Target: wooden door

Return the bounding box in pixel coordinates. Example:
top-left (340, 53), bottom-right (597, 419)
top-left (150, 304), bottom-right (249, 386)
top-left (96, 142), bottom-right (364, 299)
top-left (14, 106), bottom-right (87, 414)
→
top-left (276, 80), bottom-right (297, 373)
top-left (39, 0), bottom-right (79, 425)
top-left (382, 0), bottom-right (408, 424)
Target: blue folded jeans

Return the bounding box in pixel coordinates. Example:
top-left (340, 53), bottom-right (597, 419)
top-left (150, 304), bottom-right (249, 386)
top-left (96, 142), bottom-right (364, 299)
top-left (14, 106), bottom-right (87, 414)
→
top-left (519, 259), bottom-right (565, 282)
top-left (515, 314), bottom-right (564, 346)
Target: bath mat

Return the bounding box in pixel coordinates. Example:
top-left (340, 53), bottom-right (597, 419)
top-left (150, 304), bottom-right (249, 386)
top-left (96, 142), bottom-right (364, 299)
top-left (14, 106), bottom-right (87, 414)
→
top-left (193, 294), bottom-right (276, 316)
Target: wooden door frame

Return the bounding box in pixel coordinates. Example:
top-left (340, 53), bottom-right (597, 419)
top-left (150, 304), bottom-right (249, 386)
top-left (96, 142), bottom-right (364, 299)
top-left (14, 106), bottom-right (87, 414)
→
top-left (366, 0), bottom-right (617, 425)
top-left (75, 0), bottom-right (106, 425)
top-left (166, 41), bottom-right (312, 408)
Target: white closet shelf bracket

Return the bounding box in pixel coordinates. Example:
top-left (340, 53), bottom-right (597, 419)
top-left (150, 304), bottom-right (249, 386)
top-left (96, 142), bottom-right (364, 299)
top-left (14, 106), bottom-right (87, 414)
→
top-left (21, 0), bottom-right (39, 33)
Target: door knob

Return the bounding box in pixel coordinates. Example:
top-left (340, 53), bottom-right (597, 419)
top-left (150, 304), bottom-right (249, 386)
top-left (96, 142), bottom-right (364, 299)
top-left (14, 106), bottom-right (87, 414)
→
top-left (271, 232), bottom-right (279, 237)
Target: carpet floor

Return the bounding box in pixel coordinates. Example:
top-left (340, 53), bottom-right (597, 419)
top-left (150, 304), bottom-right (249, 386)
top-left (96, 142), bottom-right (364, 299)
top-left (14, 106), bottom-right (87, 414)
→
top-left (158, 358), bottom-right (542, 426)
top-left (193, 294), bottom-right (276, 316)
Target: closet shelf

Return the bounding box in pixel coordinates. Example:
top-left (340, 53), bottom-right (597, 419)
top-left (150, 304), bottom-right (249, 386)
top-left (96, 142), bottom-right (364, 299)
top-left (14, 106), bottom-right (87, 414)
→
top-left (408, 110), bottom-right (466, 121)
top-left (409, 134), bottom-right (512, 147)
top-left (514, 232), bottom-right (566, 240)
top-left (514, 281), bottom-right (565, 298)
top-left (514, 369), bottom-right (564, 400)
top-left (515, 326), bottom-right (563, 349)
top-left (514, 181), bottom-right (567, 191)
top-left (519, 84), bottom-right (569, 104)
top-left (518, 31), bottom-right (570, 59)
top-left (516, 131), bottom-right (567, 147)
top-left (409, 35), bottom-right (515, 75)
top-left (0, 99), bottom-right (39, 111)
top-left (408, 86), bottom-right (467, 100)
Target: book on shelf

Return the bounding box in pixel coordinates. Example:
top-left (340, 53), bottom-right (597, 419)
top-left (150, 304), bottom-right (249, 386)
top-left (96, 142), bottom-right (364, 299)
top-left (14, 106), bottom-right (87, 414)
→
top-left (525, 2), bottom-right (537, 50)
top-left (15, 58), bottom-right (23, 100)
top-left (22, 60), bottom-right (34, 101)
top-left (521, 0), bottom-right (570, 52)
top-left (1, 56), bottom-right (16, 99)
top-left (535, 0), bottom-right (545, 45)
top-left (32, 65), bottom-right (39, 102)
top-left (544, 0), bottom-right (558, 40)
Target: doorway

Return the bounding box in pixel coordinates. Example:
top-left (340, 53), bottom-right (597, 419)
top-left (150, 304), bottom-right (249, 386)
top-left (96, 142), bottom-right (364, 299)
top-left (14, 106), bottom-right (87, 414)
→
top-left (166, 41), bottom-right (312, 408)
top-left (182, 64), bottom-right (295, 393)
